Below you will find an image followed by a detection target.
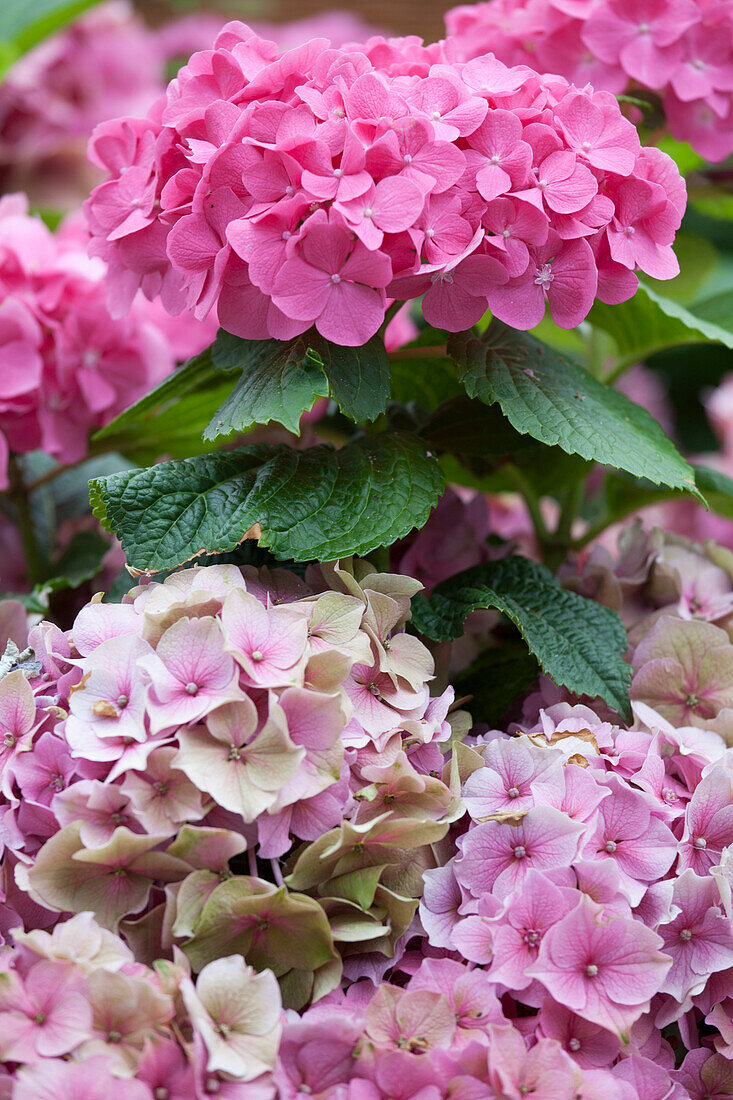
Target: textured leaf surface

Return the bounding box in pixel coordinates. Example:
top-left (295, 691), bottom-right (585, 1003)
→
top-left (450, 321), bottom-right (700, 499)
top-left (206, 332), bottom-right (328, 438)
top-left (411, 557), bottom-right (631, 719)
top-left (312, 335), bottom-right (391, 422)
top-left (90, 433), bottom-right (444, 572)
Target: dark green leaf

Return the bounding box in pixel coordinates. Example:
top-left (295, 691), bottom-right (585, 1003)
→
top-left (410, 556), bottom-right (631, 720)
top-left (205, 332), bottom-right (328, 438)
top-left (451, 320), bottom-right (700, 500)
top-left (311, 334), bottom-right (390, 422)
top-left (419, 395), bottom-right (536, 457)
top-left (89, 432), bottom-right (444, 573)
top-left (453, 642), bottom-right (539, 727)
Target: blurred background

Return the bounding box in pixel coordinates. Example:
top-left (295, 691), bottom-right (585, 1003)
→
top-left (139, 0), bottom-right (449, 39)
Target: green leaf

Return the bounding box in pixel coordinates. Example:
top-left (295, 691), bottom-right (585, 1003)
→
top-left (597, 463), bottom-right (733, 536)
top-left (0, 0), bottom-right (101, 75)
top-left (205, 332), bottom-right (329, 439)
top-left (94, 349), bottom-right (218, 440)
top-left (453, 642), bottom-right (539, 727)
top-left (450, 320), bottom-right (700, 500)
top-left (411, 557), bottom-right (632, 720)
top-left (589, 281), bottom-right (733, 366)
top-left (644, 233), bottom-right (718, 304)
top-left (44, 530), bottom-right (110, 592)
top-left (687, 186), bottom-right (733, 222)
top-left (656, 136), bottom-right (705, 176)
top-left (419, 395), bottom-right (536, 457)
top-left (311, 334), bottom-right (391, 422)
top-left (89, 432), bottom-right (444, 574)
top-left (93, 350), bottom-right (230, 462)
top-left (390, 357), bottom-right (462, 413)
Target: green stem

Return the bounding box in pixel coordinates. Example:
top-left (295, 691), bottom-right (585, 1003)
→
top-left (545, 480), bottom-right (585, 571)
top-left (585, 325), bottom-right (612, 381)
top-left (380, 300), bottom-right (403, 338)
top-left (23, 461), bottom-right (73, 494)
top-left (8, 457), bottom-right (46, 587)
top-left (570, 515), bottom-right (614, 552)
top-left (504, 464), bottom-right (551, 549)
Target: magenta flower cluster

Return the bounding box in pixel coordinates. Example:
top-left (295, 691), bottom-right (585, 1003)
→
top-left (446, 0), bottom-right (733, 162)
top-left (83, 20), bottom-right (686, 347)
top-left (2, 534), bottom-right (733, 1095)
top-left (0, 194), bottom-right (215, 490)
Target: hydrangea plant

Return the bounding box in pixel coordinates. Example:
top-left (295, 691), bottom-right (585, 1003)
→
top-left (5, 0), bottom-right (733, 1097)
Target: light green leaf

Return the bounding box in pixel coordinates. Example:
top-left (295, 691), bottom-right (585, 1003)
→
top-left (589, 281), bottom-right (733, 366)
top-left (410, 556), bottom-right (631, 720)
top-left (0, 0), bottom-right (101, 77)
top-left (89, 432), bottom-right (444, 573)
top-left (450, 320), bottom-right (700, 499)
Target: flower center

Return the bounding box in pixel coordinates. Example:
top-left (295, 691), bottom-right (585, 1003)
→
top-left (155, 1089), bottom-right (169, 1100)
top-left (34, 1011), bottom-right (46, 1025)
top-left (116, 694), bottom-right (129, 708)
top-left (604, 840), bottom-right (617, 854)
top-left (3, 733), bottom-right (16, 748)
top-left (585, 964), bottom-right (598, 978)
top-left (282, 230), bottom-right (292, 240)
top-left (534, 263), bottom-right (554, 290)
top-left (228, 746), bottom-right (242, 761)
top-left (333, 168), bottom-right (343, 178)
top-left (402, 154), bottom-right (413, 165)
top-left (638, 21), bottom-right (650, 32)
top-left (680, 928), bottom-right (693, 941)
top-left (686, 692), bottom-right (700, 707)
top-left (490, 154), bottom-right (501, 165)
top-left (107, 1030), bottom-right (123, 1043)
top-left (251, 650), bottom-right (263, 662)
top-left (581, 140), bottom-right (592, 151)
top-left (513, 845), bottom-right (527, 860)
top-left (330, 273), bottom-right (342, 284)
top-left (363, 207), bottom-right (373, 218)
top-left (185, 682), bottom-right (199, 695)
top-left (693, 836), bottom-right (707, 849)
top-left (524, 929), bottom-right (541, 945)
top-left (50, 773), bottom-right (65, 791)
top-left (568, 1037), bottom-right (581, 1051)
top-left (507, 786), bottom-right (520, 799)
